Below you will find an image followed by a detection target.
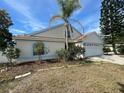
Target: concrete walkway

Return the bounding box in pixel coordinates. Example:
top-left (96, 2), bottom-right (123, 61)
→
top-left (89, 55), bottom-right (124, 65)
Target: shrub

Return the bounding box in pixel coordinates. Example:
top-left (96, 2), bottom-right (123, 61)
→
top-left (68, 43), bottom-right (85, 60)
top-left (15, 48), bottom-right (20, 58)
top-left (3, 45), bottom-right (20, 65)
top-left (117, 45), bottom-right (124, 55)
top-left (56, 48), bottom-right (69, 62)
top-left (56, 43), bottom-right (85, 62)
top-left (103, 47), bottom-right (111, 54)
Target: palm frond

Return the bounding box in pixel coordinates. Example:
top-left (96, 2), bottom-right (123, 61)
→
top-left (49, 15), bottom-right (62, 22)
top-left (49, 15), bottom-right (62, 31)
top-left (69, 19), bottom-right (84, 34)
top-left (57, 0), bottom-right (81, 19)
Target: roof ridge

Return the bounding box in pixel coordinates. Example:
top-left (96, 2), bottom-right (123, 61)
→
top-left (29, 24), bottom-right (83, 36)
top-left (29, 24), bottom-right (64, 36)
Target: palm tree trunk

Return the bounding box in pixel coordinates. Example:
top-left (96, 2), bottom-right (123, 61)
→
top-left (112, 43), bottom-right (117, 54)
top-left (111, 32), bottom-right (117, 54)
top-left (38, 55), bottom-right (41, 62)
top-left (64, 21), bottom-right (69, 50)
top-left (65, 26), bottom-right (68, 50)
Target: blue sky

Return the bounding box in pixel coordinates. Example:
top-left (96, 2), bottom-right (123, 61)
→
top-left (0, 0), bottom-right (101, 35)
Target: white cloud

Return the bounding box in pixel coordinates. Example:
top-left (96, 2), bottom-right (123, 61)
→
top-left (4, 0), bottom-right (45, 31)
top-left (10, 28), bottom-right (26, 34)
top-left (87, 27), bottom-right (100, 33)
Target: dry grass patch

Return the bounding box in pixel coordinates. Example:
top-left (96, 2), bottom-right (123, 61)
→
top-left (3, 63), bottom-right (124, 93)
top-left (0, 61), bottom-right (80, 81)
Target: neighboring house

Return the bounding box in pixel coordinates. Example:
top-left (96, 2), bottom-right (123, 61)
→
top-left (0, 24), bottom-right (103, 63)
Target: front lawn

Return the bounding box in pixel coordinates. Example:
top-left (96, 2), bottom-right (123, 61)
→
top-left (1, 62), bottom-right (124, 93)
top-left (0, 61), bottom-right (80, 81)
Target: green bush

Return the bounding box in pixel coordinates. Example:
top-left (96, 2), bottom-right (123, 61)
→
top-left (117, 45), bottom-right (124, 55)
top-left (56, 43), bottom-right (85, 61)
top-left (56, 48), bottom-right (69, 62)
top-left (15, 48), bottom-right (20, 58)
top-left (3, 46), bottom-right (20, 65)
top-left (103, 47), bottom-right (111, 54)
top-left (68, 43), bottom-right (85, 60)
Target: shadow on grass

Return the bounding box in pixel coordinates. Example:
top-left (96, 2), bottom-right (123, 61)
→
top-left (117, 82), bottom-right (124, 93)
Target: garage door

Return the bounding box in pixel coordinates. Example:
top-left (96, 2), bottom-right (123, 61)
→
top-left (84, 44), bottom-right (103, 57)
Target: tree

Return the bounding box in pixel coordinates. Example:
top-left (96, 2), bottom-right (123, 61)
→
top-left (50, 0), bottom-right (81, 50)
top-left (103, 47), bottom-right (111, 55)
top-left (0, 9), bottom-right (13, 51)
top-left (117, 45), bottom-right (124, 55)
top-left (33, 41), bottom-right (44, 62)
top-left (3, 41), bottom-right (20, 66)
top-left (100, 0), bottom-right (124, 54)
top-left (118, 30), bottom-right (124, 43)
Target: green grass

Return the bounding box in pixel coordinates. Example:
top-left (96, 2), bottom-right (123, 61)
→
top-left (80, 60), bottom-right (94, 64)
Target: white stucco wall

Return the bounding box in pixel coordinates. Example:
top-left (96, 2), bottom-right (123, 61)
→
top-left (15, 40), bottom-right (65, 62)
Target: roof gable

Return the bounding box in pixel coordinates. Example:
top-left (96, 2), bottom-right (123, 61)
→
top-left (30, 24), bottom-right (82, 39)
top-left (83, 32), bottom-right (103, 43)
top-left (30, 24), bottom-right (64, 36)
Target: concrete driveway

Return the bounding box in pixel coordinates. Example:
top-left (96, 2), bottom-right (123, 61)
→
top-left (89, 55), bottom-right (124, 65)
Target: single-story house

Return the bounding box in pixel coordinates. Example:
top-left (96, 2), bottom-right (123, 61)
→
top-left (0, 24), bottom-right (103, 63)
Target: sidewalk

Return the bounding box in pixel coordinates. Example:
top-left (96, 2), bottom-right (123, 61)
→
top-left (89, 55), bottom-right (124, 65)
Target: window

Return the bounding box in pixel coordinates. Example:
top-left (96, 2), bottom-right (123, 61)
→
top-left (33, 42), bottom-right (49, 56)
top-left (33, 42), bottom-right (44, 56)
top-left (83, 43), bottom-right (86, 46)
top-left (87, 43), bottom-right (90, 46)
top-left (84, 42), bottom-right (102, 47)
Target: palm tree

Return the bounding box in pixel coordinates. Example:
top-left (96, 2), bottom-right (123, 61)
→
top-left (50, 0), bottom-right (82, 50)
top-left (33, 41), bottom-right (44, 62)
